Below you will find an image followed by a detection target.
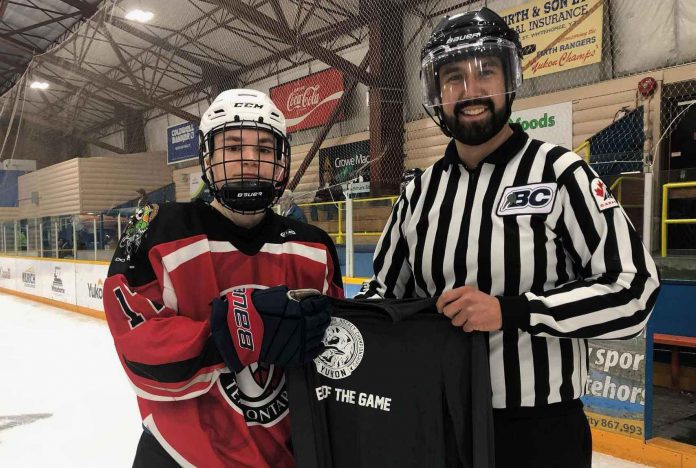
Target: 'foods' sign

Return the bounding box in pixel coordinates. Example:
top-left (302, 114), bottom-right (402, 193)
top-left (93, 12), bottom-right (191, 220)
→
top-left (270, 68), bottom-right (344, 133)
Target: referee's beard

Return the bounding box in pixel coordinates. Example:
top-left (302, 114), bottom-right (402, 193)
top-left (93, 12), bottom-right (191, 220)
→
top-left (443, 98), bottom-right (509, 146)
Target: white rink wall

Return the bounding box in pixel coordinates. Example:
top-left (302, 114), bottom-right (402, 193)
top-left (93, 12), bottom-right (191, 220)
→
top-left (0, 256), bottom-right (107, 314)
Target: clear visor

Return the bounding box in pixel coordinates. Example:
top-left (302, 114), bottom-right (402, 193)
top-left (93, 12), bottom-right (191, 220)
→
top-left (421, 38), bottom-right (522, 108)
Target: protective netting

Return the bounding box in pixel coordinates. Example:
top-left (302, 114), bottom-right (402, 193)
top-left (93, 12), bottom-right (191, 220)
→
top-left (0, 0), bottom-right (695, 257)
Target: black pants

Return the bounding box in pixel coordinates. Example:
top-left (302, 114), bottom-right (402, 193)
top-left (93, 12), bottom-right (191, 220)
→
top-left (493, 399), bottom-right (592, 468)
top-left (133, 430), bottom-right (180, 468)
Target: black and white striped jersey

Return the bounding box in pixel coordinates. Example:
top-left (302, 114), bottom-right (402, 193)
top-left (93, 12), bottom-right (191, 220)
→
top-left (362, 124), bottom-right (660, 409)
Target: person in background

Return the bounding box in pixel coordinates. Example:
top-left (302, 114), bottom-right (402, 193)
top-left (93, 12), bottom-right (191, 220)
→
top-left (279, 190), bottom-right (307, 223)
top-left (136, 188), bottom-right (149, 209)
top-left (310, 169), bottom-right (344, 221)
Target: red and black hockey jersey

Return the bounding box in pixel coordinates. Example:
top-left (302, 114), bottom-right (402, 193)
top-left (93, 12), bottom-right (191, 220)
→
top-left (287, 298), bottom-right (494, 468)
top-left (103, 200), bottom-right (343, 467)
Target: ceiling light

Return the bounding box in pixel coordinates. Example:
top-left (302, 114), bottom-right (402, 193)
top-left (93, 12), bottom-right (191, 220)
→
top-left (125, 9), bottom-right (154, 23)
top-left (30, 81), bottom-right (49, 90)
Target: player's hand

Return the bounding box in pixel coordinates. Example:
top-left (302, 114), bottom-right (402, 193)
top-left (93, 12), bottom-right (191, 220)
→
top-left (211, 286), bottom-right (331, 372)
top-left (436, 286), bottom-right (502, 332)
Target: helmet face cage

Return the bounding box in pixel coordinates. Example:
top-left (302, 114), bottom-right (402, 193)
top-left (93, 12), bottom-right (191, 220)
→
top-left (421, 38), bottom-right (523, 109)
top-left (199, 120), bottom-right (290, 214)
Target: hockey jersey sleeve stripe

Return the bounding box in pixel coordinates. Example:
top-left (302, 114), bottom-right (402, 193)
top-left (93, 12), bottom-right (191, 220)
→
top-left (508, 269), bottom-right (655, 337)
top-left (123, 338), bottom-right (223, 383)
top-left (142, 415), bottom-right (196, 467)
top-left (528, 289), bottom-right (659, 339)
top-left (130, 376), bottom-right (222, 402)
top-left (136, 366), bottom-right (225, 393)
top-left (161, 268), bottom-right (178, 312)
top-left (161, 237), bottom-right (210, 272)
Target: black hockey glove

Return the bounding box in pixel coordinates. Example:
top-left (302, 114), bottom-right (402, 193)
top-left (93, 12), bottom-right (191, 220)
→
top-left (210, 286), bottom-right (331, 372)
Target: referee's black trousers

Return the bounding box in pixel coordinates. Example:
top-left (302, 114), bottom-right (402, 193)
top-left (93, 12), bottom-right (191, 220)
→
top-left (493, 399), bottom-right (592, 468)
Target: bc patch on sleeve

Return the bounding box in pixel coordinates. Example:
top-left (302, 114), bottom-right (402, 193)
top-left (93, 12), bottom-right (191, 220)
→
top-left (590, 178), bottom-right (619, 211)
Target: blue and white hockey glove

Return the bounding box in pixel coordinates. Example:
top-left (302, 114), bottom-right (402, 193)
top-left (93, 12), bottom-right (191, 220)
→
top-left (211, 286), bottom-right (331, 372)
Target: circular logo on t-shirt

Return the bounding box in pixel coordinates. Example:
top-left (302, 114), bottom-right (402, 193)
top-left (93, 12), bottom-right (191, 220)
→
top-left (218, 363), bottom-right (289, 426)
top-left (314, 317), bottom-right (365, 380)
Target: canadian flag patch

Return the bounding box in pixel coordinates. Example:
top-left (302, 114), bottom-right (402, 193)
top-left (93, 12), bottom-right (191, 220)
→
top-left (590, 178), bottom-right (619, 211)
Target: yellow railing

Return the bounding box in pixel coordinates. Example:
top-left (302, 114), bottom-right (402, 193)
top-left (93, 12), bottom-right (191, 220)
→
top-left (574, 140), bottom-right (590, 163)
top-left (298, 195), bottom-right (399, 244)
top-left (661, 182), bottom-right (696, 257)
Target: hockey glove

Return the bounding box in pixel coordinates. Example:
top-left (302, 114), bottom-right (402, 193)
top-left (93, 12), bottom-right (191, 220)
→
top-left (210, 286), bottom-right (331, 372)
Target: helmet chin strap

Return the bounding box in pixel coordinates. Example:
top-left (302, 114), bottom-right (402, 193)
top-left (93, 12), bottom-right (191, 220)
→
top-left (422, 103), bottom-right (453, 138)
top-left (217, 180), bottom-right (276, 214)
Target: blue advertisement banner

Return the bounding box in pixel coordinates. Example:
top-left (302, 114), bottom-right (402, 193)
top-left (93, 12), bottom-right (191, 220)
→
top-left (582, 337), bottom-right (647, 439)
top-left (167, 121), bottom-right (199, 165)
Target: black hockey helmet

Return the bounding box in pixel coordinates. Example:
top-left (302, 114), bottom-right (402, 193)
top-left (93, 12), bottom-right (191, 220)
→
top-left (420, 7), bottom-right (523, 140)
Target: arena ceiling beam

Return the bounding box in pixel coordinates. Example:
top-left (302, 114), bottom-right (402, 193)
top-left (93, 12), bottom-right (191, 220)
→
top-left (54, 0), bottom-right (97, 16)
top-left (209, 0), bottom-right (376, 87)
top-left (55, 0), bottom-right (233, 78)
top-left (4, 111), bottom-right (127, 154)
top-left (0, 35), bottom-right (198, 123)
top-left (0, 11), bottom-right (82, 38)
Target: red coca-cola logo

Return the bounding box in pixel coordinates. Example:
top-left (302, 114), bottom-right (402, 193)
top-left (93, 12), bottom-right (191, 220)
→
top-left (286, 85), bottom-right (321, 111)
top-left (270, 68), bottom-right (344, 133)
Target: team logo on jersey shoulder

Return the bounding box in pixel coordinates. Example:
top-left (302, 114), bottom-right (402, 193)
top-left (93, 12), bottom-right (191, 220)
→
top-left (496, 183), bottom-right (557, 216)
top-left (590, 178), bottom-right (619, 211)
top-left (119, 204), bottom-right (159, 260)
top-left (314, 317), bottom-right (365, 380)
top-left (218, 363), bottom-right (289, 426)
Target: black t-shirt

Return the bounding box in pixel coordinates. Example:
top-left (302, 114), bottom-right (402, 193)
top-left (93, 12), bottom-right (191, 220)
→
top-left (287, 298), bottom-right (494, 468)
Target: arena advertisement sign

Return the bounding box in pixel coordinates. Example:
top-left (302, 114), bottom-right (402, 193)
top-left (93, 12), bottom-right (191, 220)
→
top-left (319, 140), bottom-right (370, 196)
top-left (270, 68), bottom-right (344, 133)
top-left (40, 260), bottom-right (76, 304)
top-left (500, 0), bottom-right (603, 79)
top-left (167, 121), bottom-right (199, 165)
top-left (509, 102), bottom-right (572, 149)
top-left (0, 256), bottom-right (15, 290)
top-left (16, 258), bottom-right (38, 295)
top-left (76, 263), bottom-right (109, 311)
top-left (581, 337), bottom-right (647, 439)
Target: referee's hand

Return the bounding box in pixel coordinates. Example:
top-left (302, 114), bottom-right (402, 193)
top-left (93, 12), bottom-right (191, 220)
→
top-left (436, 286), bottom-right (502, 332)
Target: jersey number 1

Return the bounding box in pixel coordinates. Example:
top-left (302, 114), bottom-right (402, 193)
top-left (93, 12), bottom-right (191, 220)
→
top-left (114, 287), bottom-right (145, 329)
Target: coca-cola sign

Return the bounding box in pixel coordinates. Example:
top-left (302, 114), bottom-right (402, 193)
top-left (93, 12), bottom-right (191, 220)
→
top-left (270, 68), bottom-right (344, 133)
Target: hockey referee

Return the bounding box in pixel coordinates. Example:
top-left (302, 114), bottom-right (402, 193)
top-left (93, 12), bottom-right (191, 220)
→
top-left (360, 7), bottom-right (660, 468)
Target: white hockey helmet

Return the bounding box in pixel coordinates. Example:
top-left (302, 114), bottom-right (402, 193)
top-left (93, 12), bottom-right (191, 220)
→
top-left (198, 89), bottom-right (291, 213)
